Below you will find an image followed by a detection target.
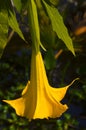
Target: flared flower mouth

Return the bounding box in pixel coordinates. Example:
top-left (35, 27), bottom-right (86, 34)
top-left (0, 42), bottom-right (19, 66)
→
top-left (3, 50), bottom-right (78, 120)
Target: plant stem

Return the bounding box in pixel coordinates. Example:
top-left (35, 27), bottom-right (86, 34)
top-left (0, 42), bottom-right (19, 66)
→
top-left (27, 0), bottom-right (40, 53)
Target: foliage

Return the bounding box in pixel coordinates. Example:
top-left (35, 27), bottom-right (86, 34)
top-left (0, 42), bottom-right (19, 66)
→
top-left (43, 0), bottom-right (75, 55)
top-left (0, 0), bottom-right (75, 58)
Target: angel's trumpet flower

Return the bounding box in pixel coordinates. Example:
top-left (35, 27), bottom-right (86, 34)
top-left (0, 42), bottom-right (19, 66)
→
top-left (3, 50), bottom-right (77, 120)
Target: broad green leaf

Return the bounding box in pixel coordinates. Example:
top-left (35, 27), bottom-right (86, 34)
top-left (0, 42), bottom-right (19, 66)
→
top-left (8, 11), bottom-right (25, 41)
top-left (13, 0), bottom-right (22, 12)
top-left (42, 0), bottom-right (75, 55)
top-left (0, 1), bottom-right (8, 58)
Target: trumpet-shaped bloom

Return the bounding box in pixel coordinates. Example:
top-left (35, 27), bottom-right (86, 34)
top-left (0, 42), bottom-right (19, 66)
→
top-left (3, 50), bottom-right (77, 120)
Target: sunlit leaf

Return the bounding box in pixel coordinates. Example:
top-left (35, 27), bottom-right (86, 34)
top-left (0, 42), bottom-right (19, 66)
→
top-left (0, 15), bottom-right (8, 58)
top-left (8, 11), bottom-right (25, 41)
top-left (0, 1), bottom-right (9, 58)
top-left (42, 0), bottom-right (75, 55)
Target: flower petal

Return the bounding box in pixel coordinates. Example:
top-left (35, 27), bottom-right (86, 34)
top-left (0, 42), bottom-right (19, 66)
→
top-left (47, 78), bottom-right (79, 102)
top-left (3, 98), bottom-right (25, 117)
top-left (22, 81), bottom-right (30, 96)
top-left (3, 89), bottom-right (68, 120)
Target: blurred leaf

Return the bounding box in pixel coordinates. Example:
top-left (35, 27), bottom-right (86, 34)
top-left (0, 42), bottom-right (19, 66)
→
top-left (83, 85), bottom-right (86, 94)
top-left (13, 0), bottom-right (22, 12)
top-left (41, 24), bottom-right (57, 49)
top-left (0, 12), bottom-right (8, 58)
top-left (0, 1), bottom-right (9, 58)
top-left (44, 49), bottom-right (56, 70)
top-left (8, 11), bottom-right (25, 41)
top-left (42, 0), bottom-right (75, 55)
top-left (77, 65), bottom-right (86, 75)
top-left (50, 0), bottom-right (59, 6)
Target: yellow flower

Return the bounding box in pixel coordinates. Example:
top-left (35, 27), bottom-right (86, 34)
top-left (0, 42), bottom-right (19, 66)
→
top-left (3, 50), bottom-right (77, 120)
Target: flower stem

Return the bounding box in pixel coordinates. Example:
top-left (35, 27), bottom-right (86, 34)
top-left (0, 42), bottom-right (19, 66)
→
top-left (27, 0), bottom-right (40, 53)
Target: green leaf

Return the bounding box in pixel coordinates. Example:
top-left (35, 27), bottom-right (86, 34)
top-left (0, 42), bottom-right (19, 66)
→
top-left (49, 0), bottom-right (59, 6)
top-left (42, 0), bottom-right (75, 55)
top-left (0, 13), bottom-right (8, 58)
top-left (0, 2), bottom-right (8, 58)
top-left (8, 11), bottom-right (25, 41)
top-left (44, 49), bottom-right (56, 70)
top-left (13, 0), bottom-right (22, 12)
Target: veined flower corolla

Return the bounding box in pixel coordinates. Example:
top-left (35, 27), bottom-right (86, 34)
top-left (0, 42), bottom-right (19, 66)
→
top-left (3, 50), bottom-right (77, 120)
